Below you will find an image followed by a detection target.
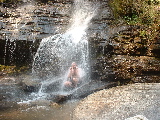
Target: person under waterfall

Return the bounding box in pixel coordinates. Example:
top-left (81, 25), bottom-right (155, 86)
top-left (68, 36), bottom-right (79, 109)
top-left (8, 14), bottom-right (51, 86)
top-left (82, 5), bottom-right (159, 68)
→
top-left (64, 62), bottom-right (80, 88)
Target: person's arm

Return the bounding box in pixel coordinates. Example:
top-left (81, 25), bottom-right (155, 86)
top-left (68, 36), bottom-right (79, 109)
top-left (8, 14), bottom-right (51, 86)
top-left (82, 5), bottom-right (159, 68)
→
top-left (76, 67), bottom-right (80, 78)
top-left (67, 67), bottom-right (72, 80)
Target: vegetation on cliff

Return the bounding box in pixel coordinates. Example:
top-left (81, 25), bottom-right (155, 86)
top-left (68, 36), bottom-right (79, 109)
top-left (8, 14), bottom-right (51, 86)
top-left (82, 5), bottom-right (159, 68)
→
top-left (109, 0), bottom-right (160, 84)
top-left (0, 65), bottom-right (30, 76)
top-left (109, 0), bottom-right (159, 42)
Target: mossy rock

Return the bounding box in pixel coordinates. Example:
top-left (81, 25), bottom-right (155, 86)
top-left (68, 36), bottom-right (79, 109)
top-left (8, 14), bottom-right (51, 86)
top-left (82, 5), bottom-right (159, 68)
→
top-left (0, 65), bottom-right (30, 76)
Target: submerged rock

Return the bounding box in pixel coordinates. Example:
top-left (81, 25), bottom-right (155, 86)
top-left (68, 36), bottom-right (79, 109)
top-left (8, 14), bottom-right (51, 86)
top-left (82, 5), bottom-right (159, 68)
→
top-left (18, 75), bottom-right (41, 92)
top-left (0, 101), bottom-right (19, 111)
top-left (0, 76), bottom-right (26, 104)
top-left (73, 83), bottom-right (160, 120)
top-left (49, 102), bottom-right (60, 108)
top-left (51, 81), bottom-right (117, 103)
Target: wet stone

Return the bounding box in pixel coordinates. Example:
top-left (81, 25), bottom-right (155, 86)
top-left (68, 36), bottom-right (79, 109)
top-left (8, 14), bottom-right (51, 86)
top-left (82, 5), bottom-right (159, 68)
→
top-left (112, 55), bottom-right (160, 81)
top-left (73, 83), bottom-right (160, 120)
top-left (0, 101), bottom-right (19, 111)
top-left (49, 102), bottom-right (61, 108)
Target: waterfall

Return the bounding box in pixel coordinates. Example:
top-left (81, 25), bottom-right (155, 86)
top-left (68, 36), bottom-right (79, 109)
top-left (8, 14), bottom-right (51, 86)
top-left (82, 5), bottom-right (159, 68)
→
top-left (31, 0), bottom-right (98, 98)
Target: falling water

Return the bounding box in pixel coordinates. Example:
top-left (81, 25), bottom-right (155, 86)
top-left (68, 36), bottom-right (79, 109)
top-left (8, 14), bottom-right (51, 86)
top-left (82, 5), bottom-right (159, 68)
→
top-left (31, 0), bottom-right (98, 99)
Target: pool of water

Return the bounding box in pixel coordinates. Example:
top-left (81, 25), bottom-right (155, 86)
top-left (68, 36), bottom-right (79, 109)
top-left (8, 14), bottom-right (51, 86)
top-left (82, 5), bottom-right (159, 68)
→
top-left (0, 75), bottom-right (112, 120)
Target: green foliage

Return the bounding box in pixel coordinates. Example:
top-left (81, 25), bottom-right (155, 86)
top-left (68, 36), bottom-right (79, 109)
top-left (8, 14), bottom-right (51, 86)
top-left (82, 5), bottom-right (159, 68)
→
top-left (0, 65), bottom-right (30, 75)
top-left (109, 0), bottom-right (160, 42)
top-left (139, 30), bottom-right (147, 37)
top-left (0, 65), bottom-right (16, 74)
top-left (109, 0), bottom-right (160, 25)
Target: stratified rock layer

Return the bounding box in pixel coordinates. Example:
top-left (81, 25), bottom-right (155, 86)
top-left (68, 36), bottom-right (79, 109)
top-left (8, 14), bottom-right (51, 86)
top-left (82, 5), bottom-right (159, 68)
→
top-left (91, 26), bottom-right (160, 83)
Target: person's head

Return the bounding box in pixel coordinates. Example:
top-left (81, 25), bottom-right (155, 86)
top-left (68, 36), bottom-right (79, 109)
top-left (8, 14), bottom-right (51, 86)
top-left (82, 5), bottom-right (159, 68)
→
top-left (71, 62), bottom-right (77, 68)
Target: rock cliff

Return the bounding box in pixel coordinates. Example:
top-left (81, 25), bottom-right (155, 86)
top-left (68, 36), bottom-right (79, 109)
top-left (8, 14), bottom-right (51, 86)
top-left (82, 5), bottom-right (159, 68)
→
top-left (0, 0), bottom-right (159, 83)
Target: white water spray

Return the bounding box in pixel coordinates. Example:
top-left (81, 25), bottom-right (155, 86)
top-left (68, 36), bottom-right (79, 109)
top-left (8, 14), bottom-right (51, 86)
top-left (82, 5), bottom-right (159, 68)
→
top-left (67, 0), bottom-right (97, 44)
top-left (31, 0), bottom-right (98, 99)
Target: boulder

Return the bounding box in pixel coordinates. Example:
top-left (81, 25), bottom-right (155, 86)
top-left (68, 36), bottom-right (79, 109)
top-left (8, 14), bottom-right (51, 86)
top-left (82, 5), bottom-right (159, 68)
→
top-left (18, 75), bottom-right (41, 92)
top-left (73, 83), bottom-right (160, 120)
top-left (0, 77), bottom-right (18, 84)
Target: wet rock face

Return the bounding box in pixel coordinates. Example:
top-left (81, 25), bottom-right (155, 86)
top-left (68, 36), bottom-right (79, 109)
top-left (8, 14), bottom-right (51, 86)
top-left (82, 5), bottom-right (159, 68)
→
top-left (111, 26), bottom-right (160, 57)
top-left (91, 25), bottom-right (160, 83)
top-left (0, 2), bottom-right (72, 65)
top-left (0, 1), bottom-right (160, 83)
top-left (73, 83), bottom-right (160, 120)
top-left (109, 27), bottom-right (160, 83)
top-left (0, 0), bottom-right (116, 76)
top-left (0, 40), bottom-right (37, 66)
top-left (0, 0), bottom-right (113, 67)
top-left (113, 55), bottom-right (160, 82)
